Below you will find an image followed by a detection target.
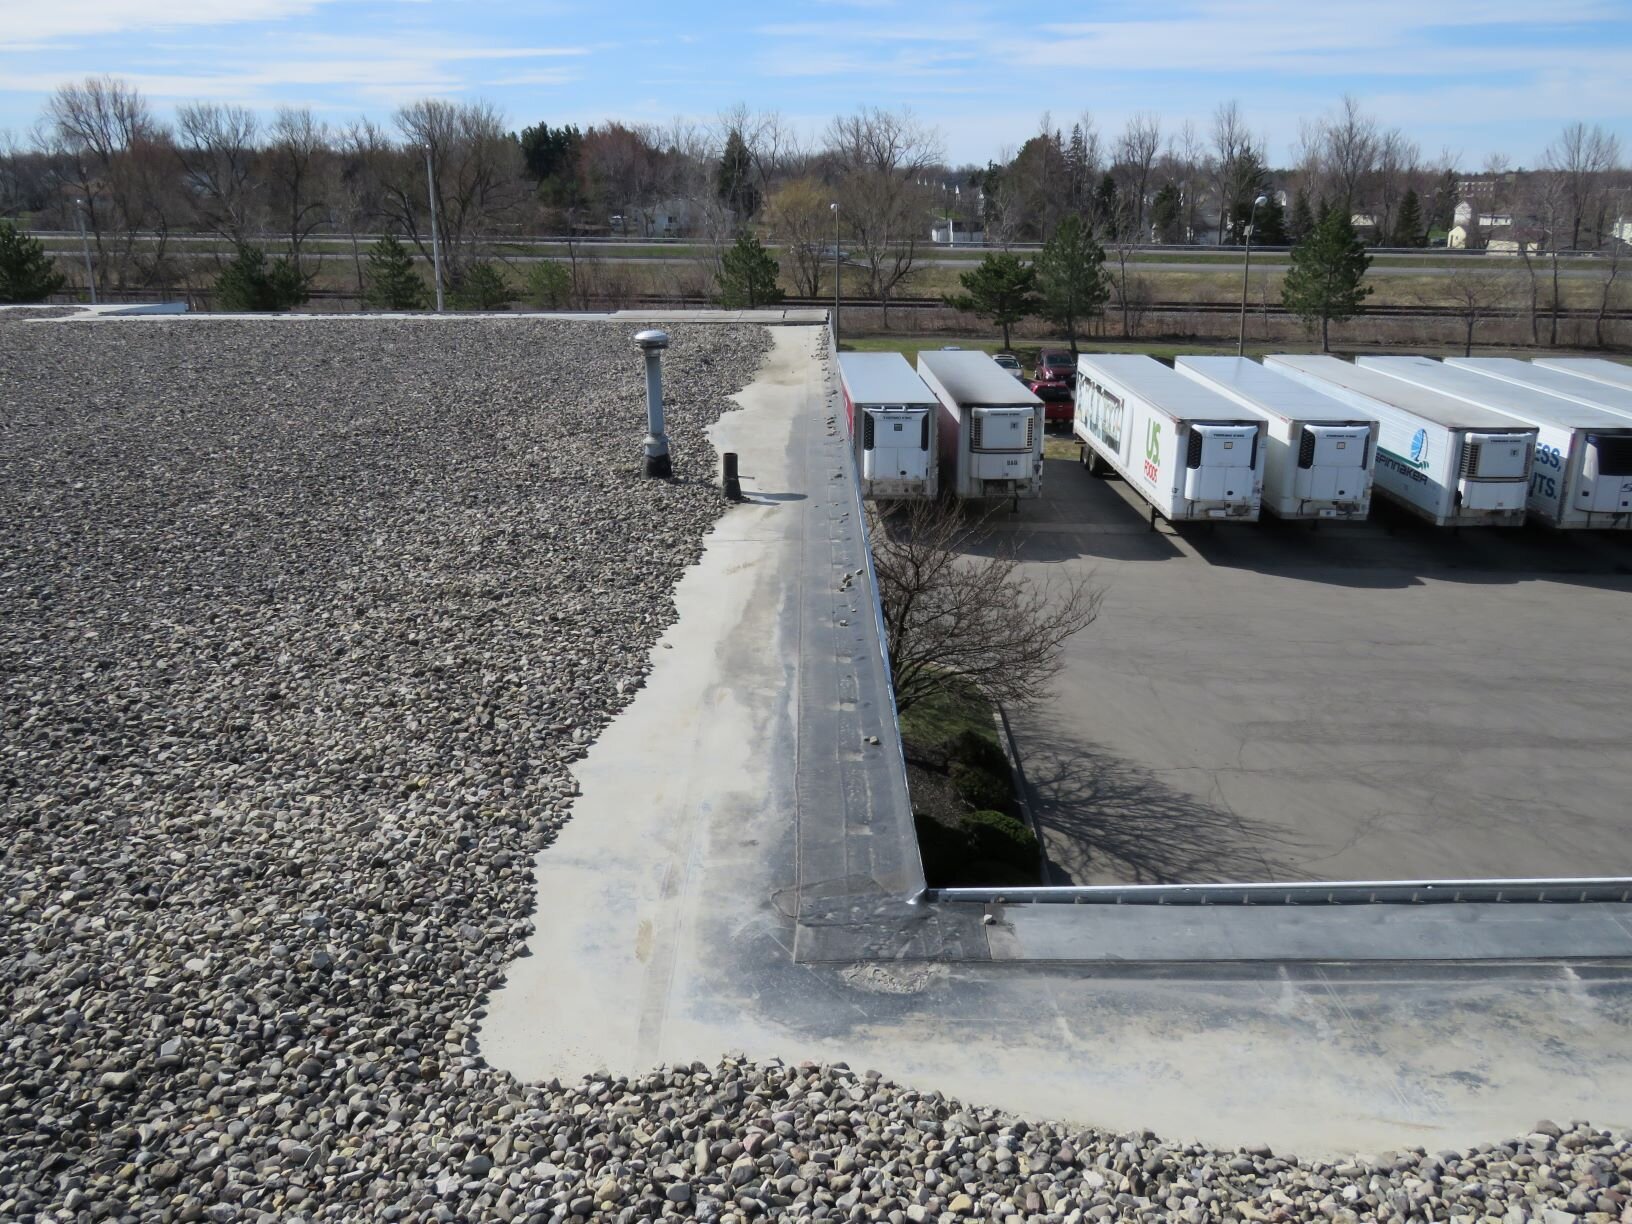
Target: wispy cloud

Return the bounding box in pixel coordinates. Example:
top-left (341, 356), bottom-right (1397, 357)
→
top-left (0, 0), bottom-right (338, 48)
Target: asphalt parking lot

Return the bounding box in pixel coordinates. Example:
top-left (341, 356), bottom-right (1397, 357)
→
top-left (1001, 454), bottom-right (1632, 885)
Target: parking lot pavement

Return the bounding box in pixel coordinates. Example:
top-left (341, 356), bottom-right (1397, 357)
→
top-left (999, 456), bottom-right (1632, 885)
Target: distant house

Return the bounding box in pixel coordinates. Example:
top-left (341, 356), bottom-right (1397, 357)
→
top-left (931, 219), bottom-right (985, 246)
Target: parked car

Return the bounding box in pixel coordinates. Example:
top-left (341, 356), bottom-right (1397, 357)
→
top-left (1026, 376), bottom-right (1075, 429)
top-left (993, 352), bottom-right (1024, 378)
top-left (1034, 349), bottom-right (1075, 382)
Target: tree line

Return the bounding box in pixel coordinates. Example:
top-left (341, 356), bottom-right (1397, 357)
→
top-left (0, 77), bottom-right (1625, 325)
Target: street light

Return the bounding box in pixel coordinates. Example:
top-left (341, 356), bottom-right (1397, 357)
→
top-left (830, 201), bottom-right (840, 348)
top-left (1237, 194), bottom-right (1269, 357)
top-left (424, 144), bottom-right (445, 313)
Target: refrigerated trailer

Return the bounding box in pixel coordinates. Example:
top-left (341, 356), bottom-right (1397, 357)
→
top-left (915, 350), bottom-right (1045, 501)
top-left (1174, 356), bottom-right (1377, 521)
top-left (838, 353), bottom-right (941, 500)
top-left (1533, 357), bottom-right (1632, 396)
top-left (1266, 354), bottom-right (1535, 527)
top-left (1075, 354), bottom-right (1265, 523)
top-left (1359, 356), bottom-right (1632, 528)
top-left (1444, 357), bottom-right (1632, 421)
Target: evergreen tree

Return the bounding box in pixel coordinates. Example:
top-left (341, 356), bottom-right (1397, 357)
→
top-left (525, 260), bottom-right (572, 309)
top-left (0, 221), bottom-right (67, 303)
top-left (1150, 184), bottom-right (1183, 244)
top-left (1281, 208), bottom-right (1373, 351)
top-left (1235, 194), bottom-right (1288, 246)
top-left (1391, 188), bottom-right (1427, 247)
top-left (944, 252), bottom-right (1039, 349)
top-left (450, 262), bottom-right (513, 311)
top-left (362, 233), bottom-right (427, 310)
top-left (717, 129), bottom-right (759, 219)
top-left (1427, 169), bottom-right (1459, 235)
top-left (1092, 174), bottom-right (1119, 238)
top-left (716, 233), bottom-right (783, 307)
top-left (1289, 188), bottom-right (1316, 244)
top-left (215, 244), bottom-right (310, 312)
top-left (1065, 123), bottom-right (1090, 216)
top-left (1034, 215), bottom-right (1110, 354)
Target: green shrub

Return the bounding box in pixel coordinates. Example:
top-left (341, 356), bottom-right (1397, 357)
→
top-left (525, 260), bottom-right (572, 309)
top-left (961, 809), bottom-right (1038, 872)
top-left (363, 233), bottom-right (427, 310)
top-left (215, 244), bottom-right (309, 312)
top-left (450, 261), bottom-right (513, 311)
top-left (949, 761), bottom-right (1012, 813)
top-left (0, 221), bottom-right (66, 303)
top-left (943, 728), bottom-right (1009, 778)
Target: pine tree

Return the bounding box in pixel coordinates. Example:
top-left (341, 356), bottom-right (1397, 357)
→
top-left (525, 260), bottom-right (571, 309)
top-left (1065, 123), bottom-right (1090, 216)
top-left (1150, 184), bottom-right (1182, 244)
top-left (1092, 174), bottom-right (1119, 238)
top-left (1289, 188), bottom-right (1315, 244)
top-left (1034, 215), bottom-right (1110, 354)
top-left (716, 233), bottom-right (784, 307)
top-left (944, 252), bottom-right (1038, 349)
top-left (717, 129), bottom-right (759, 219)
top-left (1391, 188), bottom-right (1427, 247)
top-left (450, 262), bottom-right (513, 311)
top-left (1237, 195), bottom-right (1288, 246)
top-left (1281, 209), bottom-right (1373, 351)
top-left (0, 221), bottom-right (67, 303)
top-left (362, 233), bottom-right (427, 310)
top-left (215, 245), bottom-right (310, 312)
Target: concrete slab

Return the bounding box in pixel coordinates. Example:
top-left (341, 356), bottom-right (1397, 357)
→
top-left (482, 328), bottom-right (1632, 1160)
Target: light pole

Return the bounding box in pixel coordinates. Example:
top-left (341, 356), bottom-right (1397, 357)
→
top-left (75, 197), bottom-right (96, 305)
top-left (1237, 194), bottom-right (1268, 356)
top-left (424, 145), bottom-right (445, 313)
top-left (830, 201), bottom-right (840, 348)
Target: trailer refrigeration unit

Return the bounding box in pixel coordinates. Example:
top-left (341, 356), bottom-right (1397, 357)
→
top-left (915, 350), bottom-right (1045, 502)
top-left (1174, 355), bottom-right (1377, 521)
top-left (1359, 356), bottom-right (1632, 528)
top-left (1265, 354), bottom-right (1535, 527)
top-left (1075, 354), bottom-right (1265, 524)
top-left (837, 353), bottom-right (942, 500)
top-left (1532, 357), bottom-right (1632, 396)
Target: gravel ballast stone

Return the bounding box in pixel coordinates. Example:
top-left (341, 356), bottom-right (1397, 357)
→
top-left (2, 315), bottom-right (1629, 1222)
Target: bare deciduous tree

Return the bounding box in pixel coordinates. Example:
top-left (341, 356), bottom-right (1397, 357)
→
top-left (1115, 112), bottom-right (1161, 240)
top-left (766, 177), bottom-right (831, 297)
top-left (1422, 263), bottom-right (1518, 356)
top-left (42, 76), bottom-right (175, 291)
top-left (1545, 121), bottom-right (1621, 251)
top-left (1210, 101), bottom-right (1256, 245)
top-left (871, 500), bottom-right (1101, 717)
top-left (827, 107), bottom-right (943, 326)
top-left (266, 107), bottom-right (332, 272)
top-left (174, 103), bottom-right (260, 246)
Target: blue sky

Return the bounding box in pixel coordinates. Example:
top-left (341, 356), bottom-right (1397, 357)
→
top-left (2, 0), bottom-right (1629, 169)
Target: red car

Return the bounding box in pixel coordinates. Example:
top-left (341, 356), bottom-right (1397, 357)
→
top-left (1027, 376), bottom-right (1075, 429)
top-left (1034, 349), bottom-right (1075, 382)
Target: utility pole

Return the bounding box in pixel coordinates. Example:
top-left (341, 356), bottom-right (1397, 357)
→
top-left (425, 145), bottom-right (445, 313)
top-left (75, 198), bottom-right (96, 305)
top-left (1237, 195), bottom-right (1268, 357)
top-left (831, 202), bottom-right (840, 347)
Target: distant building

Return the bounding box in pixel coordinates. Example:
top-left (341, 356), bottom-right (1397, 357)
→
top-left (931, 219), bottom-right (985, 246)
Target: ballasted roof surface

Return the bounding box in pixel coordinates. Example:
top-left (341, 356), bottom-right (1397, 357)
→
top-left (1359, 357), bottom-right (1632, 433)
top-left (1175, 356), bottom-right (1377, 425)
top-left (838, 352), bottom-right (941, 405)
top-left (1078, 353), bottom-right (1259, 421)
top-left (1267, 354), bottom-right (1532, 432)
top-left (916, 350), bottom-right (1042, 407)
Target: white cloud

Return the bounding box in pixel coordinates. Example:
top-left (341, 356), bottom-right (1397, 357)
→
top-left (0, 0), bottom-right (336, 48)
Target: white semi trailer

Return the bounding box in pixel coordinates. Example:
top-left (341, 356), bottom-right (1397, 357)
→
top-left (1174, 356), bottom-right (1377, 520)
top-left (838, 353), bottom-right (941, 500)
top-left (1445, 357), bottom-right (1632, 421)
top-left (1266, 354), bottom-right (1535, 527)
top-left (1075, 354), bottom-right (1265, 524)
top-left (1533, 357), bottom-right (1632, 396)
top-left (1360, 356), bottom-right (1632, 529)
top-left (915, 350), bottom-right (1045, 502)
